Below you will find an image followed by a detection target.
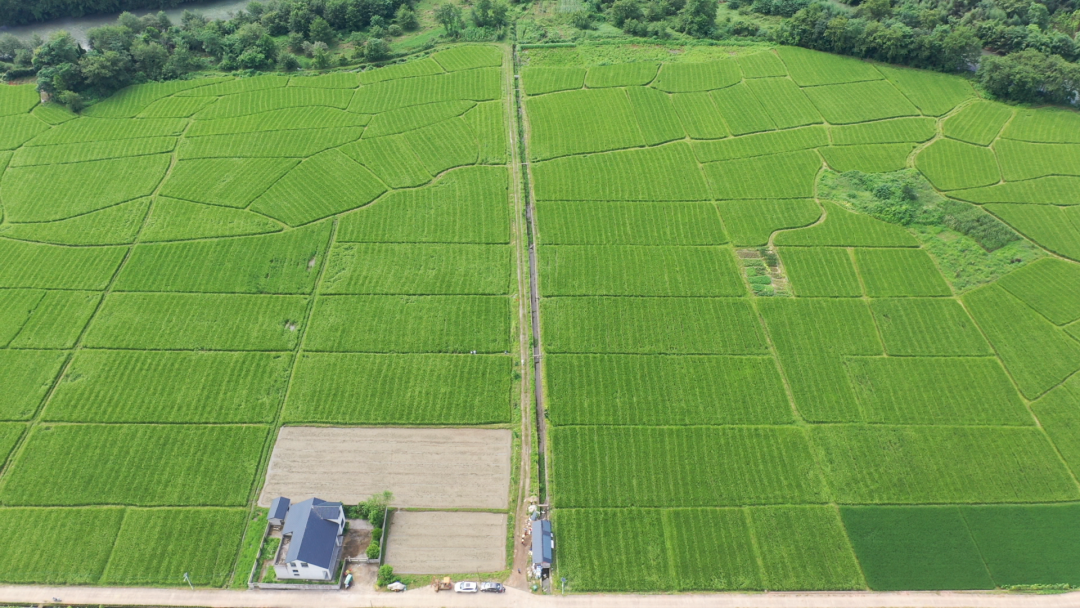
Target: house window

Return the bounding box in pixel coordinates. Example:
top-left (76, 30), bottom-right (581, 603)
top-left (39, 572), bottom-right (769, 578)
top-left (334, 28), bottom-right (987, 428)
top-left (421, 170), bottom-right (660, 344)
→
top-left (300, 562), bottom-right (308, 567)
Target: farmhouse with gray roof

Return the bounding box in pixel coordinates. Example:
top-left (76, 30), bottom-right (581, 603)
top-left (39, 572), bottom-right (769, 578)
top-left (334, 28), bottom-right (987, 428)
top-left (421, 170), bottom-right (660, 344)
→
top-left (272, 497), bottom-right (345, 581)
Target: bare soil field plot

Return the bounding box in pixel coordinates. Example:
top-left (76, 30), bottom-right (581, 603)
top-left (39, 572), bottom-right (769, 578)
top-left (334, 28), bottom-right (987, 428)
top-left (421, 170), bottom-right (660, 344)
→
top-left (258, 427), bottom-right (512, 509)
top-left (383, 510), bottom-right (508, 574)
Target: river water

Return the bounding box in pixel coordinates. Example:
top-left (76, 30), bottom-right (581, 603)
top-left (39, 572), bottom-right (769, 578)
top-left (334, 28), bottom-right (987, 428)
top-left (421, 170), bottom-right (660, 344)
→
top-left (0, 0), bottom-right (251, 45)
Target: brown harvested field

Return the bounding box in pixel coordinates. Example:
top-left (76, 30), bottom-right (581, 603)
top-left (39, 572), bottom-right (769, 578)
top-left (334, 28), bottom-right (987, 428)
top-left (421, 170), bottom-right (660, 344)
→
top-left (383, 510), bottom-right (508, 574)
top-left (258, 427), bottom-right (513, 509)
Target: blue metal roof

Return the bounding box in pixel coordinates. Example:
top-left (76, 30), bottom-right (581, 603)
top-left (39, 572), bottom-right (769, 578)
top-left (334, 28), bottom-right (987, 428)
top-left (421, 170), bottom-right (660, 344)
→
top-left (269, 496), bottom-right (290, 521)
top-left (282, 497), bottom-right (343, 570)
top-left (532, 519), bottom-right (552, 566)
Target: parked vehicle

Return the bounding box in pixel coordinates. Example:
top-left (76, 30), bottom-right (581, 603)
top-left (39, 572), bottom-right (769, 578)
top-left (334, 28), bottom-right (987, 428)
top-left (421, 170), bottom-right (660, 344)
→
top-left (454, 581), bottom-right (479, 593)
top-left (480, 582), bottom-right (505, 593)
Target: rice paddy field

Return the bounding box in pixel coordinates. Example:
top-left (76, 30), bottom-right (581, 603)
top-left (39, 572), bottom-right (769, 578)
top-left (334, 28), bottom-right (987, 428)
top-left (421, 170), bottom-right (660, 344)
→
top-left (2, 40), bottom-right (1080, 592)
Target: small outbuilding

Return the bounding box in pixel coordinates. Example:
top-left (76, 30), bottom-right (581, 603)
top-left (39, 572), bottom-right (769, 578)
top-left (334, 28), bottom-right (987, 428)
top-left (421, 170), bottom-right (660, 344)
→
top-left (268, 496), bottom-right (290, 527)
top-left (532, 519), bottom-right (553, 578)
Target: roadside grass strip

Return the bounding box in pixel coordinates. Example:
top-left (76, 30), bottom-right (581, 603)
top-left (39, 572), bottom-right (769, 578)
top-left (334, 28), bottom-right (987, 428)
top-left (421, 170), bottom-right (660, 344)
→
top-left (853, 248), bottom-right (951, 297)
top-left (536, 201), bottom-right (726, 245)
top-left (870, 298), bottom-right (991, 356)
top-left (845, 357), bottom-right (1031, 425)
top-left (0, 291), bottom-right (100, 349)
top-left (552, 426), bottom-right (827, 507)
top-left (964, 284), bottom-right (1080, 398)
top-left (916, 139), bottom-right (1001, 190)
top-left (102, 508), bottom-right (247, 586)
top-left (995, 140), bottom-right (1080, 181)
top-left (1031, 374), bottom-right (1080, 477)
top-left (0, 351), bottom-right (67, 420)
top-left (0, 239), bottom-right (126, 290)
top-left (0, 507), bottom-right (124, 584)
top-left (759, 298), bottom-right (881, 422)
top-left (321, 243), bottom-right (510, 295)
top-left (160, 158), bottom-right (299, 207)
top-left (532, 143), bottom-right (708, 201)
top-left (431, 44), bottom-right (502, 71)
top-left (803, 81), bottom-right (919, 124)
top-left (304, 295), bottom-right (510, 353)
top-left (877, 65), bottom-right (974, 116)
top-left (44, 351), bottom-right (291, 423)
top-left (545, 354), bottom-right (792, 425)
top-left (584, 62), bottom-right (659, 87)
top-left (749, 506), bottom-right (865, 590)
top-left (996, 257), bottom-right (1080, 325)
top-left (942, 101), bottom-right (1013, 146)
top-left (744, 78), bottom-right (823, 128)
top-left (716, 199), bottom-right (821, 246)
top-left (671, 92), bottom-right (728, 139)
top-left (186, 107), bottom-right (369, 136)
top-left (283, 353), bottom-right (512, 424)
top-left (710, 83), bottom-right (776, 135)
top-left (116, 222), bottom-right (330, 294)
top-left (538, 245), bottom-right (744, 296)
top-left (820, 144), bottom-right (914, 173)
top-left (962, 504), bottom-right (1080, 587)
top-left (0, 424), bottom-right (268, 506)
top-left (141, 198), bottom-right (283, 242)
top-left (541, 297), bottom-right (768, 354)
top-left (1, 154), bottom-right (170, 222)
top-left (0, 199), bottom-right (149, 246)
top-left (830, 117), bottom-right (937, 145)
top-left (841, 506), bottom-right (993, 590)
top-left (691, 126), bottom-right (827, 163)
top-left (626, 87), bottom-right (686, 145)
top-left (250, 150), bottom-right (387, 226)
top-left (984, 204), bottom-right (1080, 261)
top-left (527, 89), bottom-right (645, 159)
top-left (812, 425), bottom-right (1079, 503)
top-left (776, 46), bottom-right (883, 86)
top-left (83, 293), bottom-right (308, 351)
top-left (737, 51), bottom-right (788, 78)
top-left (704, 150), bottom-right (821, 199)
top-left (653, 59), bottom-right (741, 92)
top-left (1002, 107), bottom-right (1080, 143)
top-left (775, 201), bottom-right (918, 247)
top-left (779, 247), bottom-right (861, 297)
top-left (522, 67), bottom-right (586, 95)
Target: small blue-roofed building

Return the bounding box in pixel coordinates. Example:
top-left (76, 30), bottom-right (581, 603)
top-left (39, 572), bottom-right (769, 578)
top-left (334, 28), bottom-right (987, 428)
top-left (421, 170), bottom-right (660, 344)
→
top-left (268, 496), bottom-right (290, 527)
top-left (273, 497), bottom-right (346, 581)
top-left (532, 519), bottom-right (553, 578)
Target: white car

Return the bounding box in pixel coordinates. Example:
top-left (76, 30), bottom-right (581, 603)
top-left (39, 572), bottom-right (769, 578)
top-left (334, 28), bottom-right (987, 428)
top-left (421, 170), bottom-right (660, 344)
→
top-left (454, 581), bottom-right (479, 593)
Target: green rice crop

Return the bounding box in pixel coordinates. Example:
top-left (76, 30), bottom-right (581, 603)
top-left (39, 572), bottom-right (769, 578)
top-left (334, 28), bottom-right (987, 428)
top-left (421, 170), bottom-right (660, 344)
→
top-left (821, 144), bottom-right (914, 173)
top-left (305, 295), bottom-right (510, 353)
top-left (737, 51), bottom-right (788, 78)
top-left (177, 127), bottom-right (363, 159)
top-left (716, 199), bottom-right (820, 246)
top-left (0, 239), bottom-right (125, 289)
top-left (402, 117), bottom-right (479, 174)
top-left (0, 198), bottom-right (148, 246)
top-left (186, 107), bottom-right (368, 136)
top-left (365, 100), bottom-right (475, 137)
top-left (44, 351), bottom-right (290, 423)
top-left (704, 150), bottom-right (821, 199)
top-left (803, 81), bottom-right (919, 124)
top-left (775, 201), bottom-right (918, 247)
top-left (671, 92), bottom-right (728, 139)
top-left (710, 83), bottom-right (776, 135)
top-left (250, 150), bottom-right (387, 226)
top-left (950, 176), bottom-right (1080, 205)
top-left (0, 84), bottom-right (39, 116)
top-left (32, 103), bottom-right (77, 124)
top-left (964, 284), bottom-right (1080, 398)
top-left (551, 426), bottom-right (827, 507)
top-left (870, 298), bottom-right (991, 355)
top-left (337, 166), bottom-right (509, 243)
top-left (691, 126), bottom-right (827, 162)
top-left (83, 293), bottom-right (307, 351)
top-left (26, 117), bottom-right (185, 147)
top-left (464, 101), bottom-right (508, 164)
top-left (812, 425), bottom-right (1079, 503)
top-left (10, 136), bottom-right (176, 166)
top-left (82, 78), bottom-right (230, 116)
top-left (532, 142), bottom-right (708, 201)
top-left (177, 75), bottom-right (290, 97)
top-left (0, 507), bottom-right (124, 584)
top-left (942, 101), bottom-right (1013, 145)
top-left (321, 243), bottom-right (510, 294)
top-left (141, 198), bottom-right (283, 242)
top-left (538, 245), bottom-right (744, 296)
top-left (522, 67), bottom-right (586, 95)
top-left (0, 114), bottom-right (50, 150)
top-left (584, 62), bottom-right (658, 87)
top-left (748, 506), bottom-right (865, 590)
top-left (984, 204), bottom-right (1080, 261)
top-left (348, 68), bottom-right (501, 113)
top-left (915, 139), bottom-right (1001, 190)
top-left (625, 87), bottom-right (685, 145)
top-left (776, 46), bottom-right (884, 86)
top-left (527, 89), bottom-right (645, 159)
top-left (2, 154), bottom-right (170, 222)
top-left (841, 506), bottom-right (993, 590)
top-left (1002, 107), bottom-right (1080, 143)
top-left (536, 201), bottom-right (726, 245)
top-left (116, 222), bottom-right (330, 294)
top-left (0, 289), bottom-right (43, 346)
top-left (653, 59), bottom-right (741, 92)
top-left (541, 297), bottom-right (768, 354)
top-left (744, 78), bottom-right (823, 128)
top-left (160, 158), bottom-right (299, 207)
top-left (102, 508), bottom-right (247, 586)
top-left (195, 88), bottom-right (354, 119)
top-left (431, 44), bottom-right (502, 71)
top-left (138, 95), bottom-right (217, 118)
top-left (962, 504), bottom-right (1080, 587)
top-left (340, 135), bottom-right (432, 188)
top-left (995, 140), bottom-right (1080, 181)
top-left (1, 424), bottom-right (268, 506)
top-left (5, 291), bottom-right (101, 349)
top-left (555, 508), bottom-right (668, 591)
top-left (545, 354), bottom-right (792, 425)
top-left (779, 247), bottom-right (861, 296)
top-left (288, 73), bottom-right (361, 88)
top-left (283, 353), bottom-right (511, 424)
top-left (854, 248), bottom-right (951, 296)
top-left (357, 57), bottom-right (444, 83)
top-left (996, 257), bottom-right (1080, 325)
top-left (664, 508), bottom-right (762, 590)
top-left (830, 117), bottom-right (937, 145)
top-left (846, 357), bottom-right (1031, 425)
top-left (877, 65), bottom-right (974, 115)
top-left (1031, 374), bottom-right (1080, 477)
top-left (0, 350), bottom-right (67, 420)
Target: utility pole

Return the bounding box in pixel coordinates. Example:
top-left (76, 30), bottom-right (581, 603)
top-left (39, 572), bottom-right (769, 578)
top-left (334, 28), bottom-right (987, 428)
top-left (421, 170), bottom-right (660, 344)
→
top-left (183, 572), bottom-right (194, 590)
